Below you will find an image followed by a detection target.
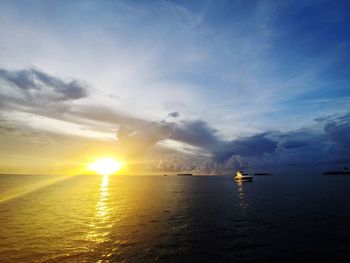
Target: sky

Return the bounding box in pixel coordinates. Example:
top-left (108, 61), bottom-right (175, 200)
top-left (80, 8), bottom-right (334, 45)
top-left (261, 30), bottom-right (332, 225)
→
top-left (0, 0), bottom-right (350, 174)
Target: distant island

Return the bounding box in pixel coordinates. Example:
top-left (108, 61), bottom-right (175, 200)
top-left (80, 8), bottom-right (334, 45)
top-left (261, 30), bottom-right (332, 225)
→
top-left (177, 173), bottom-right (193, 176)
top-left (324, 171), bottom-right (350, 175)
top-left (324, 167), bottom-right (350, 175)
top-left (254, 172), bottom-right (272, 176)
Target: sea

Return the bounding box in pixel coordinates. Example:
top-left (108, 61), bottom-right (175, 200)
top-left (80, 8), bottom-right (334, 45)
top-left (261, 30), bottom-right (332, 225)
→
top-left (0, 173), bottom-right (350, 262)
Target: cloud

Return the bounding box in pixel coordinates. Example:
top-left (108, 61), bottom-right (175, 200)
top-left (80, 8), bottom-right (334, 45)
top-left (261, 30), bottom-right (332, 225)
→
top-left (168, 112), bottom-right (180, 118)
top-left (0, 67), bottom-right (88, 107)
top-left (279, 140), bottom-right (307, 149)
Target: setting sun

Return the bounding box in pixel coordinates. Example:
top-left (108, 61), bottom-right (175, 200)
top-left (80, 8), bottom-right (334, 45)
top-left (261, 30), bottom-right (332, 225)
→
top-left (87, 158), bottom-right (123, 176)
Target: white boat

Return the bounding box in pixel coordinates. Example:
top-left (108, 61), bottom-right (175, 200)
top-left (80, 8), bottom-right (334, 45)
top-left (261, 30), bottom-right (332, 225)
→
top-left (235, 170), bottom-right (253, 181)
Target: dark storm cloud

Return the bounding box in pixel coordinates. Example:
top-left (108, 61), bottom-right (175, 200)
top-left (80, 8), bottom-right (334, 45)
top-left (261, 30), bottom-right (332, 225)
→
top-left (171, 120), bottom-right (218, 148)
top-left (223, 133), bottom-right (277, 158)
top-left (0, 68), bottom-right (88, 105)
top-left (170, 121), bottom-right (277, 161)
top-left (248, 113), bottom-right (350, 168)
top-left (138, 112), bottom-right (350, 171)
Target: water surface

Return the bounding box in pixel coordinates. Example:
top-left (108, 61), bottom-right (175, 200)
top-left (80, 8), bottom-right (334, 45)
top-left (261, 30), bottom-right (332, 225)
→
top-left (0, 174), bottom-right (350, 262)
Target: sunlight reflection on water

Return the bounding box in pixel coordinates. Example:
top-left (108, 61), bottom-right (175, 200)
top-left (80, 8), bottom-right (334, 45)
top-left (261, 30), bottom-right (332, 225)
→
top-left (86, 175), bottom-right (112, 244)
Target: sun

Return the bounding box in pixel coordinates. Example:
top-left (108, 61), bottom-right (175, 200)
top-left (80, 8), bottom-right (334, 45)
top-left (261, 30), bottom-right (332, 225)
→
top-left (87, 157), bottom-right (123, 176)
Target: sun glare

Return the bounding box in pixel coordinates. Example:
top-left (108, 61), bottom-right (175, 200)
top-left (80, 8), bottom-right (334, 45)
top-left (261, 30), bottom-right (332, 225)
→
top-left (87, 157), bottom-right (123, 175)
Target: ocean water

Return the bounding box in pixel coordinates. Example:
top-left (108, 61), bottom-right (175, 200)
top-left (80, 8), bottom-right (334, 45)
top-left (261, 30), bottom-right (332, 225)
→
top-left (0, 174), bottom-right (350, 262)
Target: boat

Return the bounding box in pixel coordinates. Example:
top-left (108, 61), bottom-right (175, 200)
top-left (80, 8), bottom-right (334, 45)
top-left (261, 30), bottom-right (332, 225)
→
top-left (324, 167), bottom-right (350, 175)
top-left (235, 170), bottom-right (253, 181)
top-left (177, 173), bottom-right (193, 176)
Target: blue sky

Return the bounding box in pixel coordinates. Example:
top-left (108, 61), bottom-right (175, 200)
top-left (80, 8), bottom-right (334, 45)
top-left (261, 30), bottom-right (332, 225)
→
top-left (0, 0), bottom-right (350, 173)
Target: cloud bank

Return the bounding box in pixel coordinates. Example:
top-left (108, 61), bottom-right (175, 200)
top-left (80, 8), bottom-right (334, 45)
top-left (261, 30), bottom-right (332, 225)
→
top-left (0, 66), bottom-right (349, 174)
